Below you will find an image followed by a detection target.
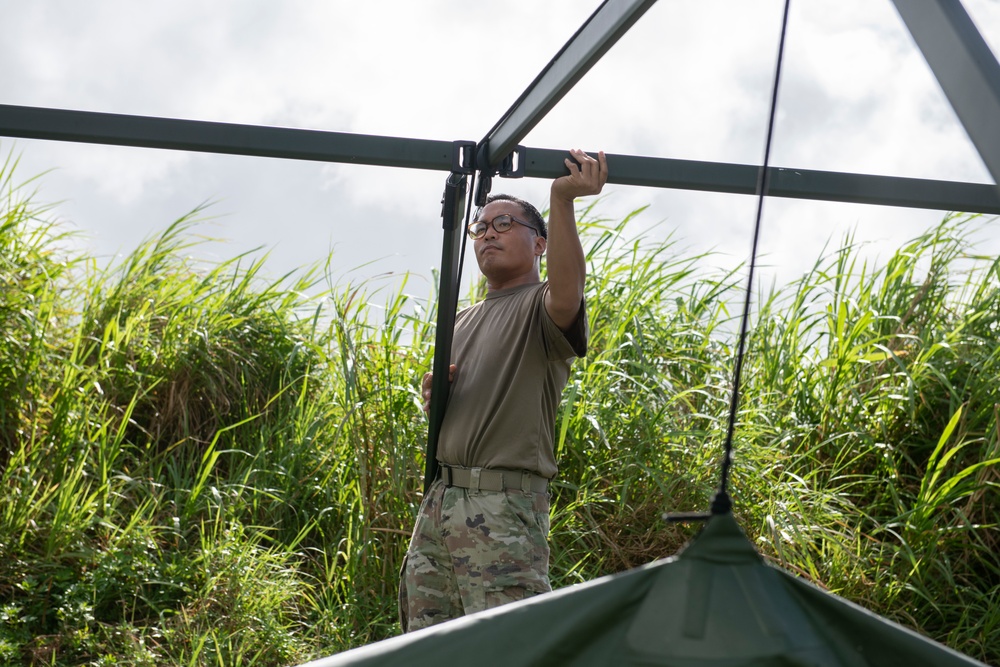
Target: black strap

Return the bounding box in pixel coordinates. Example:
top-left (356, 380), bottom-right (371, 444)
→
top-left (422, 171), bottom-right (477, 495)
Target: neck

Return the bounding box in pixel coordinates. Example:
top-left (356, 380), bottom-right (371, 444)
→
top-left (485, 271), bottom-right (541, 293)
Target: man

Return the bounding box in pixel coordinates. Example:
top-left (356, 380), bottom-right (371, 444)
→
top-left (400, 148), bottom-right (608, 631)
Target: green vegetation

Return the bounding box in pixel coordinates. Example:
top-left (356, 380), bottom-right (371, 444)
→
top-left (0, 157), bottom-right (997, 665)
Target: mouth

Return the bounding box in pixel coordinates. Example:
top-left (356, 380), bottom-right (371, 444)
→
top-left (480, 244), bottom-right (501, 254)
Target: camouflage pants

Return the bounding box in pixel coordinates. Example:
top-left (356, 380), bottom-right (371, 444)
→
top-left (399, 478), bottom-right (551, 632)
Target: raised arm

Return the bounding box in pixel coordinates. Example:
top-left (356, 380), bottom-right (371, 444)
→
top-left (544, 149), bottom-right (608, 331)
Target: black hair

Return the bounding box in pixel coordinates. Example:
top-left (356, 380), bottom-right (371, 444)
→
top-left (474, 193), bottom-right (547, 239)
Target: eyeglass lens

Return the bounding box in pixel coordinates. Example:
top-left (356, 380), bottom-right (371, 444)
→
top-left (468, 215), bottom-right (515, 239)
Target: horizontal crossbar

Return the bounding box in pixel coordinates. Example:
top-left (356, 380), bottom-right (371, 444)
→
top-left (0, 104), bottom-right (455, 171)
top-left (521, 147), bottom-right (1000, 215)
top-left (2, 104), bottom-right (998, 214)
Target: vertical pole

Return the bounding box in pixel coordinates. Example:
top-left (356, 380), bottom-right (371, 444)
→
top-left (423, 172), bottom-right (467, 494)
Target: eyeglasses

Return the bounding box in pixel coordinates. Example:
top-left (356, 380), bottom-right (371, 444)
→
top-left (467, 214), bottom-right (538, 240)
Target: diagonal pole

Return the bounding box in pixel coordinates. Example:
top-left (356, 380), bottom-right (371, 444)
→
top-left (891, 0), bottom-right (1000, 188)
top-left (478, 0), bottom-right (657, 168)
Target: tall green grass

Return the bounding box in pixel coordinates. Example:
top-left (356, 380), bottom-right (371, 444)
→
top-left (0, 158), bottom-right (997, 665)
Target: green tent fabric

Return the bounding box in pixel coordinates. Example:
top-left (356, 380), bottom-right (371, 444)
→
top-left (303, 514), bottom-right (986, 666)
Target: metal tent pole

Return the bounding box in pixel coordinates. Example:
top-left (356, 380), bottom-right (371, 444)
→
top-left (477, 0), bottom-right (657, 169)
top-left (891, 0), bottom-right (1000, 187)
top-left (3, 105), bottom-right (996, 214)
top-left (423, 169), bottom-right (469, 494)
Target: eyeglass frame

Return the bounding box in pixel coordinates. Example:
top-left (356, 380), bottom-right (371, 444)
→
top-left (466, 214), bottom-right (540, 240)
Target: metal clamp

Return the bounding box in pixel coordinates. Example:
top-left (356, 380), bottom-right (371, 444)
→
top-left (451, 140), bottom-right (476, 175)
top-left (473, 141), bottom-right (526, 178)
top-left (498, 145), bottom-right (526, 178)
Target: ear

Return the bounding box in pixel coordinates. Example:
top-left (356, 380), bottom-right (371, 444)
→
top-left (534, 236), bottom-right (547, 257)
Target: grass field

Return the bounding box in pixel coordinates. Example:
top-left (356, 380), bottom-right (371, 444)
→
top-left (1, 158), bottom-right (997, 665)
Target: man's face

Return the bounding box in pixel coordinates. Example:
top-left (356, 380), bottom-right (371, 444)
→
top-left (472, 201), bottom-right (546, 283)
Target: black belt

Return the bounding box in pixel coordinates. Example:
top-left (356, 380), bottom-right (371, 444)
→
top-left (439, 465), bottom-right (549, 493)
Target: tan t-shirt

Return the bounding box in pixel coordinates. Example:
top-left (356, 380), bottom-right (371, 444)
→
top-left (436, 282), bottom-right (587, 479)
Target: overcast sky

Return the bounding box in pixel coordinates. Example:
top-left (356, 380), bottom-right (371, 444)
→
top-left (3, 1), bottom-right (999, 300)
